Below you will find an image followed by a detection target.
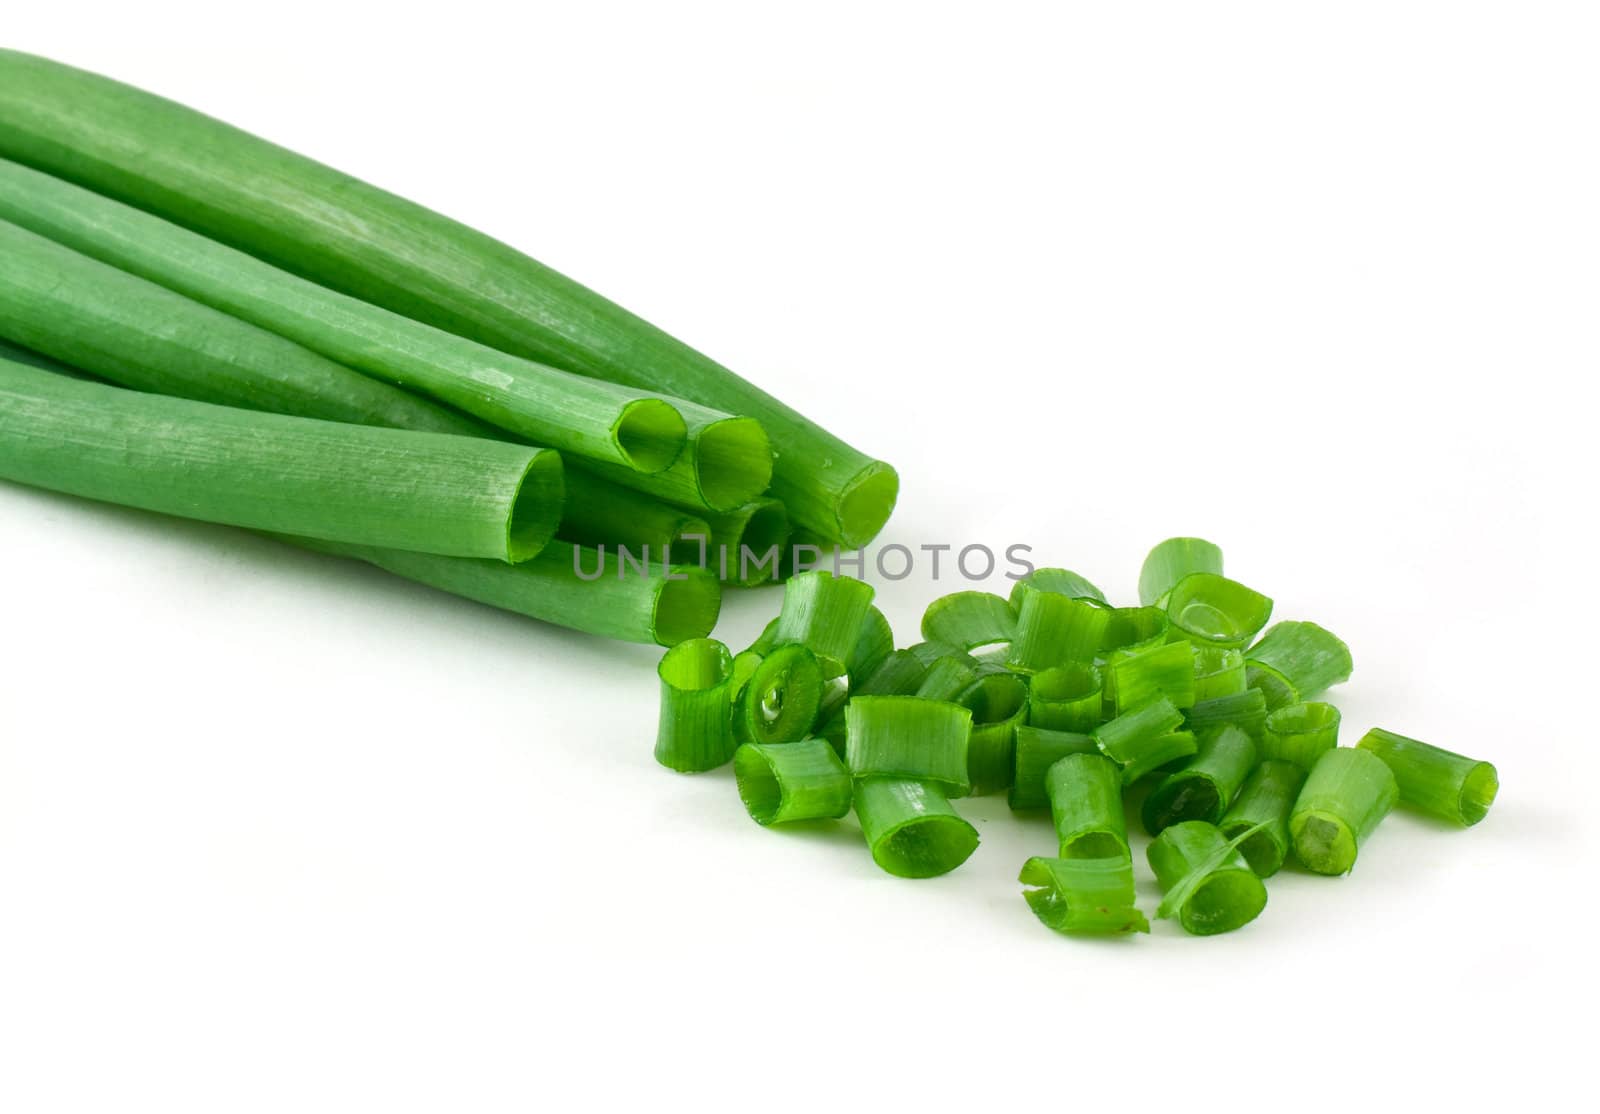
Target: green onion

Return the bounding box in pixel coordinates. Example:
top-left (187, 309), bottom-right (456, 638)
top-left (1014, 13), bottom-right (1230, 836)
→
top-left (772, 570), bottom-right (876, 677)
top-left (1138, 537), bottom-right (1224, 607)
top-left (1046, 753), bottom-right (1130, 859)
top-left (1098, 605), bottom-right (1172, 659)
top-left (853, 648), bottom-right (936, 698)
top-left (0, 214), bottom-right (484, 438)
top-left (558, 467), bottom-right (710, 560)
top-left (0, 173), bottom-right (704, 475)
top-left (960, 666), bottom-right (1029, 795)
top-left (845, 696), bottom-right (972, 796)
top-left (1185, 688), bottom-right (1269, 742)
top-left (1246, 621), bottom-right (1353, 706)
top-left (1006, 583), bottom-right (1109, 673)
top-left (698, 497), bottom-right (790, 586)
top-left (655, 638), bottom-right (739, 773)
top-left (1027, 663), bottom-right (1103, 733)
top-left (1018, 856), bottom-right (1149, 936)
top-left (1290, 748), bottom-right (1399, 875)
top-left (914, 655), bottom-right (981, 703)
top-left (854, 778), bottom-right (979, 879)
top-left (1356, 728), bottom-right (1499, 827)
top-left (1147, 821), bottom-right (1269, 935)
top-left (733, 739), bottom-right (853, 825)
top-left (920, 590), bottom-right (1017, 650)
top-left (578, 414), bottom-right (773, 512)
top-left (1009, 727), bottom-right (1098, 811)
top-left (1108, 640), bottom-right (1197, 715)
top-left (846, 606), bottom-right (896, 689)
top-left (1092, 697), bottom-right (1192, 784)
top-left (906, 640), bottom-right (968, 668)
top-left (1007, 568), bottom-right (1106, 608)
top-left (1166, 573), bottom-right (1274, 650)
top-left (1192, 647), bottom-right (1246, 701)
top-left (294, 538), bottom-right (720, 646)
top-left (733, 644), bottom-right (824, 747)
top-left (1261, 701), bottom-right (1341, 768)
top-left (1141, 725), bottom-right (1259, 836)
top-left (0, 336), bottom-right (77, 375)
top-left (0, 357), bottom-right (562, 562)
top-left (0, 52), bottom-right (897, 547)
top-left (1218, 760), bottom-right (1307, 877)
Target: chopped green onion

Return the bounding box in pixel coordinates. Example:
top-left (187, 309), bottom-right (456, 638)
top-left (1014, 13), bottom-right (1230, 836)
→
top-left (0, 52), bottom-right (897, 547)
top-left (733, 644), bottom-right (824, 746)
top-left (559, 467), bottom-right (710, 559)
top-left (697, 497), bottom-right (790, 586)
top-left (1290, 748), bottom-right (1399, 875)
top-left (655, 638), bottom-right (739, 773)
top-left (0, 212), bottom-right (484, 438)
top-left (1262, 701), bottom-right (1341, 768)
top-left (914, 655), bottom-right (981, 703)
top-left (1098, 606), bottom-right (1172, 658)
top-left (745, 617), bottom-right (782, 657)
top-left (1166, 573), bottom-right (1274, 650)
top-left (1185, 688), bottom-right (1269, 742)
top-left (960, 667), bottom-right (1029, 795)
top-left (1092, 697), bottom-right (1191, 784)
top-left (854, 648), bottom-right (936, 697)
top-left (1246, 664), bottom-right (1300, 712)
top-left (845, 696), bottom-right (972, 796)
top-left (1192, 647), bottom-right (1246, 701)
top-left (1007, 568), bottom-right (1107, 608)
top-left (1046, 753), bottom-right (1130, 859)
top-left (920, 590), bottom-right (1017, 650)
top-left (1219, 760), bottom-right (1307, 877)
top-left (733, 739), bottom-right (853, 825)
top-left (1009, 727), bottom-right (1098, 811)
top-left (1246, 621), bottom-right (1353, 703)
top-left (846, 606), bottom-right (896, 688)
top-left (0, 358), bottom-right (562, 562)
top-left (1027, 663), bottom-right (1103, 733)
top-left (906, 640), bottom-right (968, 668)
top-left (1108, 640), bottom-right (1197, 715)
top-left (813, 676), bottom-right (850, 733)
top-left (1356, 728), bottom-right (1499, 827)
top-left (854, 778), bottom-right (979, 879)
top-left (1019, 856), bottom-right (1149, 936)
top-left (293, 538), bottom-right (720, 646)
top-left (1147, 821), bottom-right (1269, 935)
top-left (1138, 537), bottom-right (1224, 607)
top-left (1006, 583), bottom-right (1109, 673)
top-left (772, 570), bottom-right (875, 677)
top-left (1141, 725), bottom-right (1259, 835)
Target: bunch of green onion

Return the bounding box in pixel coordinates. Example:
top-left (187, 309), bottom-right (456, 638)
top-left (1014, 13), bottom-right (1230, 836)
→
top-left (0, 50), bottom-right (900, 643)
top-left (687, 538), bottom-right (1499, 937)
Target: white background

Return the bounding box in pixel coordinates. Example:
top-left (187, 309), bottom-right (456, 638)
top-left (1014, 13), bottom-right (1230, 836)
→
top-left (3, 3), bottom-right (1596, 1111)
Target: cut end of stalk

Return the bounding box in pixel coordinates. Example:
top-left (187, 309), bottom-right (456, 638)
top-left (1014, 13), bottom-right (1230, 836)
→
top-left (835, 461), bottom-right (900, 550)
top-left (1221, 821), bottom-right (1286, 878)
top-left (736, 644), bottom-right (823, 745)
top-left (505, 449), bottom-right (565, 563)
top-left (1291, 809), bottom-right (1357, 875)
top-left (1460, 762), bottom-right (1499, 826)
top-left (873, 813), bottom-right (980, 879)
top-left (694, 416), bottom-right (774, 512)
top-left (651, 567), bottom-right (723, 647)
top-left (612, 399), bottom-right (689, 474)
top-left (726, 499), bottom-right (790, 585)
top-left (733, 745), bottom-right (785, 825)
top-left (656, 635), bottom-right (733, 689)
top-left (1143, 778), bottom-right (1223, 837)
top-left (1180, 869), bottom-right (1268, 935)
top-left (1061, 830), bottom-right (1126, 860)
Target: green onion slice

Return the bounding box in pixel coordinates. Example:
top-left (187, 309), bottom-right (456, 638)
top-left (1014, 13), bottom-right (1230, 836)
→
top-left (845, 696), bottom-right (972, 796)
top-left (1290, 747), bottom-right (1399, 875)
top-left (959, 667), bottom-right (1029, 796)
top-left (1109, 640), bottom-right (1197, 715)
top-left (1219, 760), bottom-right (1307, 877)
top-left (847, 606), bottom-right (896, 689)
top-left (1246, 620), bottom-right (1353, 702)
top-left (1192, 647), bottom-right (1246, 701)
top-left (1098, 606), bottom-right (1172, 658)
top-left (853, 778), bottom-right (979, 879)
top-left (1166, 573), bottom-right (1274, 650)
top-left (1356, 728), bottom-right (1498, 827)
top-left (1092, 697), bottom-right (1191, 784)
top-left (0, 358), bottom-right (562, 562)
top-left (733, 644), bottom-right (824, 747)
top-left (1261, 701), bottom-right (1341, 768)
top-left (1007, 568), bottom-right (1107, 608)
top-left (1147, 820), bottom-right (1269, 936)
top-left (773, 569), bottom-right (876, 677)
top-left (1185, 688), bottom-right (1269, 742)
top-left (655, 638), bottom-right (739, 773)
top-left (1019, 856), bottom-right (1149, 936)
top-left (1027, 663), bottom-right (1103, 733)
top-left (1046, 753), bottom-right (1130, 859)
top-left (1138, 537), bottom-right (1224, 607)
top-left (1141, 725), bottom-right (1259, 836)
top-left (1245, 663), bottom-right (1300, 712)
top-left (914, 655), bottom-right (982, 703)
top-left (733, 739), bottom-right (853, 825)
top-left (920, 590), bottom-right (1018, 651)
top-left (1006, 583), bottom-right (1110, 674)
